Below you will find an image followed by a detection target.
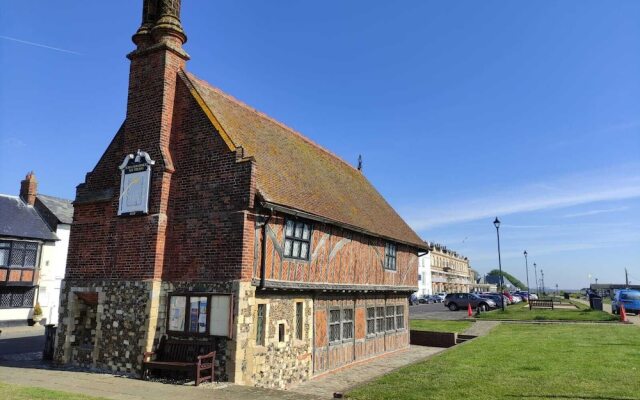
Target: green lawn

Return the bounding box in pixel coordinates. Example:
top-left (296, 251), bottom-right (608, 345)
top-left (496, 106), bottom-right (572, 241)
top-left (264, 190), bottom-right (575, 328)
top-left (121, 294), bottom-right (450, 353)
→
top-left (348, 323), bottom-right (640, 399)
top-left (477, 301), bottom-right (618, 321)
top-left (0, 383), bottom-right (107, 400)
top-left (409, 319), bottom-right (473, 333)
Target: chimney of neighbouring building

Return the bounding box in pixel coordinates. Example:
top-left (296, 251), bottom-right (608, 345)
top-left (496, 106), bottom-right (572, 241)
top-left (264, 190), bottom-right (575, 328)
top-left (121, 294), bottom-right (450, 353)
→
top-left (20, 171), bottom-right (38, 206)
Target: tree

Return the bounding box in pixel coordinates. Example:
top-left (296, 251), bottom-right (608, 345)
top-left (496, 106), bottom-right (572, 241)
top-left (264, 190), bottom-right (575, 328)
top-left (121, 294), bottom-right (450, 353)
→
top-left (487, 269), bottom-right (527, 291)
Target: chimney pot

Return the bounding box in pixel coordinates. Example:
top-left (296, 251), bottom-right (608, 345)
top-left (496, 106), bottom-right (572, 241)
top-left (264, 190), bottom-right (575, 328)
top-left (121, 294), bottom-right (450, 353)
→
top-left (20, 171), bottom-right (38, 206)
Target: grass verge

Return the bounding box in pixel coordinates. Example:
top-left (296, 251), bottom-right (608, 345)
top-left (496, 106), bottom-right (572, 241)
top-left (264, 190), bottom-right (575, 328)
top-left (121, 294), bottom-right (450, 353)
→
top-left (348, 323), bottom-right (640, 399)
top-left (476, 301), bottom-right (618, 321)
top-left (409, 320), bottom-right (473, 333)
top-left (0, 382), bottom-right (107, 400)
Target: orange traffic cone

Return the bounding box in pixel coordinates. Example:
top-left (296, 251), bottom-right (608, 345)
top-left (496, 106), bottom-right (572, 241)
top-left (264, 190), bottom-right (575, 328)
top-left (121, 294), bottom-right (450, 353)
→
top-left (620, 303), bottom-right (628, 323)
top-left (468, 303), bottom-right (473, 317)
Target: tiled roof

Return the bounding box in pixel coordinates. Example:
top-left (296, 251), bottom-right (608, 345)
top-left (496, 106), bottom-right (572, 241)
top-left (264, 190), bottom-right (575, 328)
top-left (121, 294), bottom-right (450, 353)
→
top-left (37, 194), bottom-right (74, 225)
top-left (184, 72), bottom-right (426, 249)
top-left (0, 194), bottom-right (58, 241)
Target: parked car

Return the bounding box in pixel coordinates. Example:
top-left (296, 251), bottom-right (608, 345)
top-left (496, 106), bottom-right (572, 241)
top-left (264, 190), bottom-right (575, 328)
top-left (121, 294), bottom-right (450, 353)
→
top-left (418, 295), bottom-right (432, 304)
top-left (410, 293), bottom-right (419, 305)
top-left (511, 295), bottom-right (522, 304)
top-left (433, 293), bottom-right (446, 303)
top-left (479, 294), bottom-right (505, 308)
top-left (528, 293), bottom-right (539, 301)
top-left (612, 290), bottom-right (640, 315)
top-left (444, 293), bottom-right (496, 311)
top-left (503, 292), bottom-right (514, 304)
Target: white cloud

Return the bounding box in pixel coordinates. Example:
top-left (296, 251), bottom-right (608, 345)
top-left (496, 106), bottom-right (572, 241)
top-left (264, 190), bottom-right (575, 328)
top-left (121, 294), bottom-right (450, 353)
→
top-left (404, 164), bottom-right (640, 230)
top-left (562, 206), bottom-right (629, 218)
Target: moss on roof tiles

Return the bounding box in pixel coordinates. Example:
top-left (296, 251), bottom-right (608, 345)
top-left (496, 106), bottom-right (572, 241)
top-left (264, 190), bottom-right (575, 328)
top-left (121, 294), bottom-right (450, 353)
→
top-left (183, 72), bottom-right (425, 249)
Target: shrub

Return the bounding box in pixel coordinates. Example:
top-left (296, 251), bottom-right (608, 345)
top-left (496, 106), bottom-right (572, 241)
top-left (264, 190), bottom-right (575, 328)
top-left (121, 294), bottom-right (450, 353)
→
top-left (33, 302), bottom-right (42, 316)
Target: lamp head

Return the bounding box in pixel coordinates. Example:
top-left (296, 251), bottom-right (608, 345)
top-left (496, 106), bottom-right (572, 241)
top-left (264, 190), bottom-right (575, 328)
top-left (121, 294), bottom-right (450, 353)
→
top-left (493, 217), bottom-right (500, 229)
top-left (524, 250), bottom-right (527, 257)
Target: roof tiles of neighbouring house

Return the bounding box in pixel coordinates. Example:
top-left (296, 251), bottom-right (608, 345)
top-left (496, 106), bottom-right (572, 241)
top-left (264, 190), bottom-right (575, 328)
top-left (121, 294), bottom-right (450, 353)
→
top-left (0, 194), bottom-right (58, 241)
top-left (37, 194), bottom-right (74, 225)
top-left (184, 72), bottom-right (426, 249)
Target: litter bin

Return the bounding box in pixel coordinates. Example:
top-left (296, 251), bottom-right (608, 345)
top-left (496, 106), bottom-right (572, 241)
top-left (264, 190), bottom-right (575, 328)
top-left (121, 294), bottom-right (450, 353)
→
top-left (590, 296), bottom-right (603, 311)
top-left (43, 324), bottom-right (57, 360)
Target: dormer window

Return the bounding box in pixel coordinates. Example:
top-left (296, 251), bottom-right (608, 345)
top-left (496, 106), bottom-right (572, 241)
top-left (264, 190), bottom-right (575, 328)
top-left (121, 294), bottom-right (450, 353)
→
top-left (384, 242), bottom-right (397, 271)
top-left (284, 219), bottom-right (312, 260)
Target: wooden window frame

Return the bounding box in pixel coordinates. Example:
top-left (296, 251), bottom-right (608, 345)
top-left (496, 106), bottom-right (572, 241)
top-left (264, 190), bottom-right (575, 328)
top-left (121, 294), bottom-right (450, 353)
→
top-left (295, 301), bottom-right (304, 340)
top-left (366, 307), bottom-right (376, 336)
top-left (256, 303), bottom-right (267, 346)
top-left (341, 308), bottom-right (354, 342)
top-left (385, 305), bottom-right (396, 331)
top-left (328, 308), bottom-right (342, 344)
top-left (384, 242), bottom-right (397, 271)
top-left (0, 287), bottom-right (36, 309)
top-left (375, 306), bottom-right (385, 334)
top-left (395, 305), bottom-right (405, 330)
top-left (283, 218), bottom-right (313, 261)
top-left (166, 292), bottom-right (233, 338)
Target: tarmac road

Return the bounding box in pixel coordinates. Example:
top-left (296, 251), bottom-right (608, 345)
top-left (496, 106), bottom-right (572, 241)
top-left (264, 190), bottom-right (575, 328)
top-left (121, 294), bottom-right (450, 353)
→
top-left (409, 302), bottom-right (470, 320)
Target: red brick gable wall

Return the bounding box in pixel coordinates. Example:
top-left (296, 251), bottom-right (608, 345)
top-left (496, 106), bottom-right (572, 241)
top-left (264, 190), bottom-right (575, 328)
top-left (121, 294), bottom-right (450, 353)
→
top-left (254, 212), bottom-right (419, 288)
top-left (162, 78), bottom-right (256, 281)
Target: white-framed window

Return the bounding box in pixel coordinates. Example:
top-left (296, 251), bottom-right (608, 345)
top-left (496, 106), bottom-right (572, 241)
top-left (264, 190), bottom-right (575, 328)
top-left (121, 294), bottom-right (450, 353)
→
top-left (284, 219), bottom-right (312, 260)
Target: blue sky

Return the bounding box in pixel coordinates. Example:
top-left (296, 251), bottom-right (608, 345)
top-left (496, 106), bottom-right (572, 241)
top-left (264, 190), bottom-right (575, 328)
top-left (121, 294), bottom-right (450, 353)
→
top-left (1, 1), bottom-right (638, 289)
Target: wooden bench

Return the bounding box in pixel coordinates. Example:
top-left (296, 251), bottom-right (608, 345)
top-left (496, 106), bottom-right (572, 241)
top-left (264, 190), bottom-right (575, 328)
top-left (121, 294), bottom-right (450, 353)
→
top-left (529, 299), bottom-right (554, 310)
top-left (142, 338), bottom-right (215, 386)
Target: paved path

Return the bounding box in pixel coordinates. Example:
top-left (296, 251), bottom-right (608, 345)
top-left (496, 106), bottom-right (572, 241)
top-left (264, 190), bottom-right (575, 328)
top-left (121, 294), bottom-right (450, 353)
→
top-left (288, 345), bottom-right (446, 399)
top-left (0, 364), bottom-right (322, 400)
top-left (461, 320), bottom-right (500, 337)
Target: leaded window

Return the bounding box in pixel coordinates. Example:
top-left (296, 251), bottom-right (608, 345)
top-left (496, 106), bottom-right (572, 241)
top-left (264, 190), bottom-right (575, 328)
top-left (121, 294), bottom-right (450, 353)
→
top-left (0, 287), bottom-right (35, 309)
top-left (396, 305), bottom-right (405, 329)
top-left (295, 302), bottom-right (304, 340)
top-left (384, 242), bottom-right (397, 271)
top-left (329, 309), bottom-right (341, 343)
top-left (366, 307), bottom-right (376, 335)
top-left (284, 219), bottom-right (312, 260)
top-left (386, 305), bottom-right (395, 331)
top-left (342, 308), bottom-right (354, 340)
top-left (257, 304), bottom-right (266, 346)
top-left (375, 306), bottom-right (385, 333)
top-left (0, 241), bottom-right (38, 268)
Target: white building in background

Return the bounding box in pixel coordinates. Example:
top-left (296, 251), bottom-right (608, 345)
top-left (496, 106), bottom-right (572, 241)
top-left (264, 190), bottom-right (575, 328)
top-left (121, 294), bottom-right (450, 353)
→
top-left (417, 245), bottom-right (433, 297)
top-left (0, 172), bottom-right (73, 326)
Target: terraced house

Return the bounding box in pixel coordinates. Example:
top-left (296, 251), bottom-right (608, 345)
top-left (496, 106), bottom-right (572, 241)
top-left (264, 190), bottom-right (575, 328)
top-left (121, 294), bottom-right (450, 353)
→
top-left (54, 0), bottom-right (427, 388)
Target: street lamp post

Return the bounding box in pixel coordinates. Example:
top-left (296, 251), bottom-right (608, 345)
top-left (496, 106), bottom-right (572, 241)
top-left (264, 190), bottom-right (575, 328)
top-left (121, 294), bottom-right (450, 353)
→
top-left (534, 263), bottom-right (539, 294)
top-left (493, 217), bottom-right (505, 311)
top-left (541, 269), bottom-right (545, 295)
top-left (524, 250), bottom-right (530, 294)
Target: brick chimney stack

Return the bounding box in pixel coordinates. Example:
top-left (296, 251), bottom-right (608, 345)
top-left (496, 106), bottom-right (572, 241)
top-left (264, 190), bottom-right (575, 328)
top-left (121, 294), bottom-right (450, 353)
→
top-left (20, 171), bottom-right (38, 206)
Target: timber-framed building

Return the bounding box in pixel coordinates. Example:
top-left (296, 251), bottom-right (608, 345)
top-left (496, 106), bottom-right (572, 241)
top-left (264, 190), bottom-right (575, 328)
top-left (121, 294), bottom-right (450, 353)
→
top-left (54, 0), bottom-right (427, 388)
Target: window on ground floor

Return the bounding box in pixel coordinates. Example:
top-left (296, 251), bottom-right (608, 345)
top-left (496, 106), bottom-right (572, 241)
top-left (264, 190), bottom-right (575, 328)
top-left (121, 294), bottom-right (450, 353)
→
top-left (167, 293), bottom-right (232, 337)
top-left (366, 307), bottom-right (376, 335)
top-left (386, 305), bottom-right (396, 331)
top-left (256, 303), bottom-right (266, 346)
top-left (395, 305), bottom-right (405, 329)
top-left (375, 306), bottom-right (385, 333)
top-left (329, 309), bottom-right (341, 343)
top-left (342, 308), bottom-right (354, 340)
top-left (0, 287), bottom-right (36, 309)
top-left (295, 301), bottom-right (304, 340)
